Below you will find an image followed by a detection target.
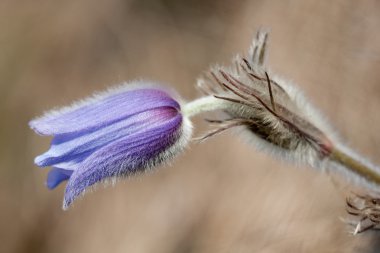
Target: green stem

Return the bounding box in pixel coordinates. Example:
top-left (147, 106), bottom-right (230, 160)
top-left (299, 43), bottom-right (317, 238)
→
top-left (182, 96), bottom-right (231, 118)
top-left (330, 148), bottom-right (380, 185)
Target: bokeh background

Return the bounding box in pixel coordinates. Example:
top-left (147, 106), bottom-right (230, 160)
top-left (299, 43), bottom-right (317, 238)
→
top-left (2, 0), bottom-right (380, 252)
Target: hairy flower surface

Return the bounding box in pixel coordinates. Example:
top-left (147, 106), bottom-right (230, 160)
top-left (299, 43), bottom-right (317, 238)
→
top-left (30, 81), bottom-right (192, 209)
top-left (346, 193), bottom-right (380, 234)
top-left (197, 30), bottom-right (335, 168)
top-left (195, 30), bottom-right (380, 192)
top-left (29, 29), bottom-right (380, 223)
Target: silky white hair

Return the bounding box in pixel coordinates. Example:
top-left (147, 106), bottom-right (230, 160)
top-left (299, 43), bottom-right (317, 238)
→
top-left (196, 29), bottom-right (380, 194)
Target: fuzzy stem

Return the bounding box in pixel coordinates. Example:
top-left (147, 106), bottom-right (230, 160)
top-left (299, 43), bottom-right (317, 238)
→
top-left (182, 96), bottom-right (231, 118)
top-left (330, 148), bottom-right (380, 185)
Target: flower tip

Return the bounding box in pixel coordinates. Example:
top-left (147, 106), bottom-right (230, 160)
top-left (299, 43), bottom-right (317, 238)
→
top-left (46, 168), bottom-right (72, 190)
top-left (45, 181), bottom-right (56, 190)
top-left (63, 195), bottom-right (73, 210)
top-left (34, 155), bottom-right (45, 167)
top-left (28, 119), bottom-right (42, 135)
top-left (29, 118), bottom-right (54, 136)
top-left (62, 198), bottom-right (71, 211)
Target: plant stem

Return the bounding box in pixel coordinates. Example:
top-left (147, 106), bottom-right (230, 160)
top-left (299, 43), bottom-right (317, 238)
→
top-left (182, 96), bottom-right (230, 118)
top-left (330, 148), bottom-right (380, 185)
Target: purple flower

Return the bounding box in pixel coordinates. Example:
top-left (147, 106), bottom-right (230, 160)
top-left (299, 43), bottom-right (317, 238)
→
top-left (30, 81), bottom-right (192, 209)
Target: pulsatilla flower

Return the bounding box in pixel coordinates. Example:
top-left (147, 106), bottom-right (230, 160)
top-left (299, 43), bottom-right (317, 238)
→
top-left (30, 29), bottom-right (380, 226)
top-left (30, 82), bottom-right (192, 209)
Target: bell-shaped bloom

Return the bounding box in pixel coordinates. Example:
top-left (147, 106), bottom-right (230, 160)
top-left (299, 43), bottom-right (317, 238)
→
top-left (29, 81), bottom-right (192, 209)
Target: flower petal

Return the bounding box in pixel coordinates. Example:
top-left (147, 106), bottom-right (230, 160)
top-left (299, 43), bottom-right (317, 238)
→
top-left (34, 108), bottom-right (176, 168)
top-left (47, 168), bottom-right (73, 189)
top-left (29, 86), bottom-right (180, 135)
top-left (29, 82), bottom-right (193, 209)
top-left (63, 111), bottom-right (184, 209)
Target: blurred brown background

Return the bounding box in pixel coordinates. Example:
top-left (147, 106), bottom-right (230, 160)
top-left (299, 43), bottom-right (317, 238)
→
top-left (1, 0), bottom-right (380, 252)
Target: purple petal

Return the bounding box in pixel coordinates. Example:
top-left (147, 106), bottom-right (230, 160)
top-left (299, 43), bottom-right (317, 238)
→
top-left (29, 82), bottom-right (192, 209)
top-left (63, 110), bottom-right (183, 209)
top-left (47, 168), bottom-right (73, 189)
top-left (29, 87), bottom-right (179, 135)
top-left (34, 108), bottom-right (175, 168)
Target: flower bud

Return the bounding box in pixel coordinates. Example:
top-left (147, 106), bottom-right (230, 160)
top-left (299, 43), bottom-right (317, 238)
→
top-left (196, 30), bottom-right (380, 193)
top-left (29, 81), bottom-right (192, 209)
